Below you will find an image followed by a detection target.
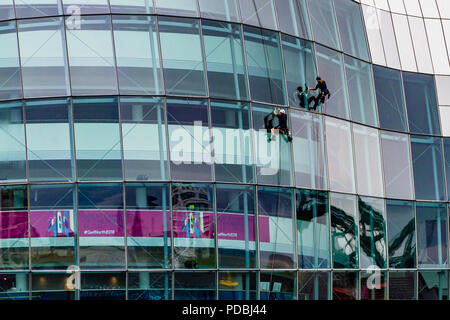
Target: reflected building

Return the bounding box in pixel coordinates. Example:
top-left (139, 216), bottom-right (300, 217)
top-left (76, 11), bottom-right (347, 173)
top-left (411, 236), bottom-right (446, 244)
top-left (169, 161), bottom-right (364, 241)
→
top-left (0, 0), bottom-right (448, 300)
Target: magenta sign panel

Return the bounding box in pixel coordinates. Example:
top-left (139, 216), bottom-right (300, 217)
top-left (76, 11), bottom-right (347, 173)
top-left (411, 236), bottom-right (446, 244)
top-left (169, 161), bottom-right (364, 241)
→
top-left (126, 210), bottom-right (170, 237)
top-left (30, 210), bottom-right (75, 238)
top-left (0, 211), bottom-right (28, 239)
top-left (78, 210), bottom-right (124, 237)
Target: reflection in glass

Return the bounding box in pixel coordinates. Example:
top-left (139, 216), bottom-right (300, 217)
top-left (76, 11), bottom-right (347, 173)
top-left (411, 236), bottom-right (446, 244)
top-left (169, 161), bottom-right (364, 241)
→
top-left (418, 271), bottom-right (448, 300)
top-left (172, 184), bottom-right (215, 269)
top-left (306, 0), bottom-right (341, 50)
top-left (199, 0), bottom-right (240, 22)
top-left (296, 189), bottom-right (329, 269)
top-left (0, 273), bottom-right (28, 300)
top-left (110, 0), bottom-right (154, 14)
top-left (298, 272), bottom-right (329, 300)
top-left (360, 270), bottom-right (386, 300)
top-left (126, 183), bottom-right (171, 269)
top-left (80, 272), bottom-right (126, 300)
top-left (387, 200), bottom-right (416, 268)
top-left (258, 187), bottom-right (295, 269)
top-left (174, 272), bottom-right (216, 300)
top-left (0, 21), bottom-right (22, 100)
top-left (389, 271), bottom-right (416, 300)
top-left (31, 273), bottom-right (74, 300)
top-left (155, 0), bottom-right (198, 17)
top-left (217, 185), bottom-right (256, 268)
top-left (239, 0), bottom-right (277, 29)
top-left (275, 0), bottom-right (311, 39)
top-left (15, 0), bottom-right (63, 18)
top-left (332, 271), bottom-right (358, 300)
top-left (62, 0), bottom-right (110, 14)
top-left (219, 271), bottom-right (257, 300)
top-left (331, 193), bottom-right (358, 269)
top-left (128, 272), bottom-right (172, 300)
top-left (260, 272), bottom-right (296, 300)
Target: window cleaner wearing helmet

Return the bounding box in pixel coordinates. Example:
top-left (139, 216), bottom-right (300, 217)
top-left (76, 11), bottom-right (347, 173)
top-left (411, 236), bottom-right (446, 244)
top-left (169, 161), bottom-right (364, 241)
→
top-left (265, 108), bottom-right (293, 142)
top-left (309, 76), bottom-right (331, 111)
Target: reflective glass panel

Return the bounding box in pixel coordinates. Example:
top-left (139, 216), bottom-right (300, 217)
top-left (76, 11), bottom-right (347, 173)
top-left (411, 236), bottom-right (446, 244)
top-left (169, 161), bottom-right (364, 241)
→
top-left (155, 0), bottom-right (198, 17)
top-left (158, 16), bottom-right (207, 96)
top-left (62, 0), bottom-right (109, 14)
top-left (167, 98), bottom-right (212, 182)
top-left (66, 15), bottom-right (118, 95)
top-left (291, 110), bottom-right (327, 190)
top-left (298, 272), bottom-right (330, 300)
top-left (252, 104), bottom-right (293, 186)
top-left (126, 183), bottom-right (171, 269)
top-left (18, 17), bottom-right (70, 98)
top-left (258, 186), bottom-right (295, 269)
top-left (416, 202), bottom-right (448, 268)
top-left (275, 0), bottom-right (311, 39)
top-left (418, 271), bottom-right (448, 300)
top-left (171, 184), bottom-right (215, 269)
top-left (403, 71), bottom-right (440, 135)
top-left (128, 272), bottom-right (172, 300)
top-left (219, 271), bottom-right (257, 300)
top-left (389, 271), bottom-right (416, 300)
top-left (0, 185), bottom-right (28, 269)
top-left (0, 273), bottom-right (28, 300)
top-left (112, 15), bottom-right (164, 95)
top-left (110, 0), bottom-right (154, 14)
top-left (73, 97), bottom-right (123, 181)
top-left (120, 97), bottom-right (169, 181)
top-left (0, 101), bottom-right (26, 182)
top-left (360, 270), bottom-right (386, 300)
top-left (332, 271), bottom-right (358, 300)
top-left (316, 45), bottom-right (349, 119)
top-left (202, 20), bottom-right (249, 100)
top-left (325, 117), bottom-right (355, 194)
top-left (238, 0), bottom-right (277, 29)
top-left (15, 0), bottom-right (63, 18)
top-left (174, 272), bottom-right (216, 300)
top-left (0, 0), bottom-right (15, 20)
top-left (25, 99), bottom-right (74, 182)
top-left (296, 189), bottom-right (329, 269)
top-left (0, 21), bottom-right (22, 100)
top-left (31, 273), bottom-right (75, 300)
top-left (78, 183), bottom-right (125, 269)
top-left (244, 26), bottom-right (286, 105)
top-left (410, 135), bottom-right (446, 201)
top-left (373, 65), bottom-right (408, 132)
top-left (380, 131), bottom-right (414, 200)
top-left (307, 0), bottom-right (340, 50)
top-left (80, 272), bottom-right (126, 300)
top-left (387, 200), bottom-right (416, 268)
top-left (331, 193), bottom-right (358, 269)
top-left (199, 0), bottom-right (240, 22)
top-left (260, 272), bottom-right (296, 300)
top-left (377, 9), bottom-right (401, 69)
top-left (211, 100), bottom-right (254, 183)
top-left (30, 184), bottom-right (76, 269)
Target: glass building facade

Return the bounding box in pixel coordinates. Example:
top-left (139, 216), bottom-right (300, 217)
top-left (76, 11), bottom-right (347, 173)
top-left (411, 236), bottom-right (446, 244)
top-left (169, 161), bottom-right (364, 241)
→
top-left (0, 0), bottom-right (448, 300)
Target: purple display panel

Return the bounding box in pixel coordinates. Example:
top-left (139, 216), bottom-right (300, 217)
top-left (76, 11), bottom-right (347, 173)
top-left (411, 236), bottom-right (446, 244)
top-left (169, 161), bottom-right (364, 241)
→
top-left (78, 210), bottom-right (124, 237)
top-left (0, 211), bottom-right (28, 239)
top-left (172, 211), bottom-right (215, 239)
top-left (126, 210), bottom-right (171, 237)
top-left (30, 210), bottom-right (75, 238)
top-left (217, 213), bottom-right (261, 242)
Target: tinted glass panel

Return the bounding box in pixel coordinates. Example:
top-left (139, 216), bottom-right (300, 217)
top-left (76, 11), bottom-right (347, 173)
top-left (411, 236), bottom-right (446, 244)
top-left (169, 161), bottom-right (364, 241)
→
top-left (389, 271), bottom-right (416, 300)
top-left (275, 0), bottom-right (311, 39)
top-left (0, 21), bottom-right (22, 100)
top-left (155, 0), bottom-right (198, 17)
top-left (174, 272), bottom-right (215, 300)
top-left (62, 0), bottom-right (109, 14)
top-left (219, 271), bottom-right (257, 300)
top-left (110, 0), bottom-right (154, 14)
top-left (239, 0), bottom-right (277, 29)
top-left (298, 272), bottom-right (330, 300)
top-left (307, 0), bottom-right (341, 50)
top-left (15, 0), bottom-right (62, 18)
top-left (333, 271), bottom-right (358, 300)
top-left (128, 272), bottom-right (172, 300)
top-left (418, 271), bottom-right (448, 300)
top-left (199, 0), bottom-right (240, 22)
top-left (260, 272), bottom-right (296, 300)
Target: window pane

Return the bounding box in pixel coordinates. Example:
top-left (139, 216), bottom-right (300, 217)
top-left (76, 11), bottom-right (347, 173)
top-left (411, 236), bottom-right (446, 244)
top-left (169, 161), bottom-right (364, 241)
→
top-left (334, 0), bottom-right (369, 61)
top-left (0, 273), bottom-right (28, 300)
top-left (443, 138), bottom-right (450, 198)
top-left (389, 271), bottom-right (416, 300)
top-left (281, 35), bottom-right (316, 109)
top-left (410, 135), bottom-right (446, 201)
top-left (252, 104), bottom-right (293, 186)
top-left (325, 117), bottom-right (355, 194)
top-left (331, 193), bottom-right (358, 269)
top-left (0, 101), bottom-right (26, 182)
top-left (0, 21), bottom-right (22, 100)
top-left (167, 98), bottom-right (212, 182)
top-left (128, 272), bottom-right (172, 300)
top-left (110, 0), bottom-right (154, 14)
top-left (66, 15), bottom-right (118, 95)
top-left (258, 186), bottom-right (295, 269)
top-left (32, 273), bottom-right (74, 300)
top-left (112, 15), bottom-right (164, 95)
top-left (373, 65), bottom-right (408, 131)
top-left (403, 71), bottom-right (440, 135)
top-left (174, 272), bottom-right (216, 300)
top-left (172, 184), bottom-right (215, 269)
top-left (362, 5), bottom-right (386, 65)
top-left (80, 272), bottom-right (125, 300)
top-left (0, 0), bottom-right (15, 20)
top-left (199, 0), bottom-right (240, 22)
top-left (297, 189), bottom-right (329, 269)
top-left (436, 76), bottom-right (450, 105)
top-left (275, 0), bottom-right (311, 39)
top-left (359, 197), bottom-right (386, 269)
top-left (377, 9), bottom-right (401, 69)
top-left (202, 20), bottom-right (248, 100)
top-left (62, 0), bottom-right (110, 14)
top-left (387, 200), bottom-right (416, 268)
top-left (238, 0), bottom-right (277, 29)
top-left (216, 185), bottom-right (256, 268)
top-left (78, 183), bottom-right (125, 269)
top-left (25, 99), bottom-right (74, 182)
top-left (120, 97), bottom-right (169, 181)
top-left (344, 55), bottom-right (378, 127)
top-left (360, 270), bottom-right (386, 300)
top-left (126, 183), bottom-right (171, 269)
top-left (244, 26), bottom-right (286, 105)
top-left (219, 271), bottom-right (257, 300)
top-left (18, 17), bottom-right (70, 98)
top-left (416, 202), bottom-right (448, 268)
top-left (306, 0), bottom-right (341, 50)
top-left (418, 271), bottom-right (448, 300)
top-left (425, 19), bottom-right (450, 74)
top-left (260, 272), bottom-right (296, 300)
top-left (408, 16), bottom-right (433, 74)
top-left (298, 272), bottom-right (330, 300)
top-left (316, 45), bottom-right (349, 119)
top-left (333, 271), bottom-right (358, 300)
top-left (158, 16), bottom-right (207, 96)
top-left (15, 0), bottom-right (62, 18)
top-left (380, 131), bottom-right (414, 199)
top-left (155, 0), bottom-right (198, 17)
top-left (353, 124), bottom-right (384, 198)
top-left (74, 97), bottom-right (123, 181)
top-left (392, 14), bottom-right (417, 72)
top-left (291, 110), bottom-right (327, 190)
top-left (0, 185), bottom-right (28, 270)
top-left (210, 100), bottom-right (254, 183)
top-left (29, 184), bottom-right (76, 269)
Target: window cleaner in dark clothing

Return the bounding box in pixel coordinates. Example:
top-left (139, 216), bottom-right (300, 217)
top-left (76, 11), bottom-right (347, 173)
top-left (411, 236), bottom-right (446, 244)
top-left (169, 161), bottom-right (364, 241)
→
top-left (264, 109), bottom-right (276, 142)
top-left (274, 108), bottom-right (293, 142)
top-left (309, 77), bottom-right (331, 110)
top-left (296, 84), bottom-right (316, 110)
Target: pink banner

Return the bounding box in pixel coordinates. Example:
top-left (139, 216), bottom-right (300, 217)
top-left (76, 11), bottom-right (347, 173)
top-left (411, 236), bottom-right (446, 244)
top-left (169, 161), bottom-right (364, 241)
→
top-left (126, 210), bottom-right (170, 237)
top-left (0, 211), bottom-right (28, 239)
top-left (30, 210), bottom-right (75, 238)
top-left (79, 210), bottom-right (124, 237)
